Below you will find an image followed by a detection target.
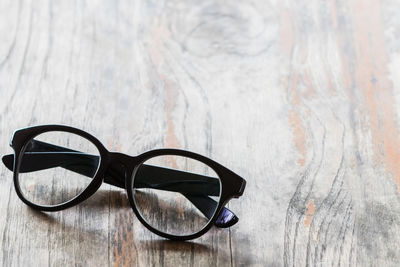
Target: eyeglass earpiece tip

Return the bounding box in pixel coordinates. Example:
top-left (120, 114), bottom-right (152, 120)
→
top-left (2, 154), bottom-right (13, 171)
top-left (214, 207), bottom-right (239, 228)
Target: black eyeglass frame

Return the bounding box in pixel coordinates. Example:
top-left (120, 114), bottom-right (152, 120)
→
top-left (5, 125), bottom-right (246, 240)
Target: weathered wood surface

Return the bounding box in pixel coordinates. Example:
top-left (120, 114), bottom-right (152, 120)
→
top-left (1, 0), bottom-right (400, 266)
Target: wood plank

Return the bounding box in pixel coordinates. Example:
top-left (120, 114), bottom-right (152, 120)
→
top-left (0, 0), bottom-right (399, 266)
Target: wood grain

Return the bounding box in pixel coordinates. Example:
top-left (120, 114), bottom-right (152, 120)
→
top-left (0, 0), bottom-right (400, 266)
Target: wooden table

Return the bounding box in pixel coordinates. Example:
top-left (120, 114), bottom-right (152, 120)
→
top-left (1, 0), bottom-right (400, 266)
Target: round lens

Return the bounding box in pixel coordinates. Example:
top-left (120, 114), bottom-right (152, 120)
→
top-left (132, 154), bottom-right (221, 236)
top-left (17, 131), bottom-right (101, 207)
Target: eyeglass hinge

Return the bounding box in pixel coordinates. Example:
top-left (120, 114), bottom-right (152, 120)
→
top-left (234, 179), bottom-right (246, 198)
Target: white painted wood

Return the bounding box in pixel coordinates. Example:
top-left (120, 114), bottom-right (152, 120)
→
top-left (0, 0), bottom-right (400, 266)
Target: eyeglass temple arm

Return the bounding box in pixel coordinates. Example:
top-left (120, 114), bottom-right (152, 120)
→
top-left (106, 163), bottom-right (238, 228)
top-left (2, 142), bottom-right (238, 228)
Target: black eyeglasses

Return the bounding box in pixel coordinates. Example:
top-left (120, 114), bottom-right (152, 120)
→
top-left (2, 125), bottom-right (246, 240)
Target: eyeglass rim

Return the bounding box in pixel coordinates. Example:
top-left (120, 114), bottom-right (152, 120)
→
top-left (128, 152), bottom-right (224, 239)
top-left (15, 131), bottom-right (103, 207)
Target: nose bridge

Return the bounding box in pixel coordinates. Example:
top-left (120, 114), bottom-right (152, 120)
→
top-left (109, 152), bottom-right (133, 167)
top-left (102, 152), bottom-right (135, 189)
top-left (108, 152), bottom-right (137, 175)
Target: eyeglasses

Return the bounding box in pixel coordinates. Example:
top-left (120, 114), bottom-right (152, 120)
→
top-left (2, 125), bottom-right (246, 240)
